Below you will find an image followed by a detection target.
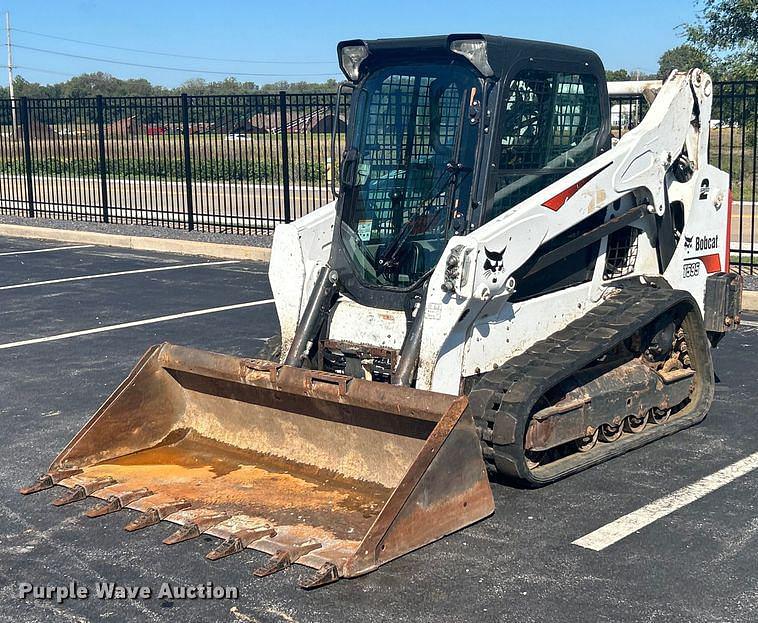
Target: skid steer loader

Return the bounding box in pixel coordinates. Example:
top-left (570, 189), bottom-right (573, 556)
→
top-left (22, 34), bottom-right (742, 588)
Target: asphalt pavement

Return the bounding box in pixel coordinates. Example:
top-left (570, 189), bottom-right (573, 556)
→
top-left (0, 236), bottom-right (755, 623)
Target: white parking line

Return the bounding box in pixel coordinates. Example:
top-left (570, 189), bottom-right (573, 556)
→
top-left (0, 299), bottom-right (274, 350)
top-left (0, 260), bottom-right (239, 291)
top-left (740, 319), bottom-right (758, 328)
top-left (573, 451), bottom-right (758, 551)
top-left (0, 244), bottom-right (94, 257)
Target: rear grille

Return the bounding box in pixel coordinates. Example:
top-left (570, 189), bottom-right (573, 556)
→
top-left (604, 226), bottom-right (639, 279)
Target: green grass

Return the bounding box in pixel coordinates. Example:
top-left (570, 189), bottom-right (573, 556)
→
top-left (710, 128), bottom-right (756, 200)
top-left (0, 134), bottom-right (341, 185)
top-left (732, 252), bottom-right (758, 265)
top-left (0, 130), bottom-right (751, 193)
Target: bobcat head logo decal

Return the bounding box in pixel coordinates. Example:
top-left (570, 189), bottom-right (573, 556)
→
top-left (483, 246), bottom-right (506, 277)
top-left (699, 180), bottom-right (709, 200)
top-left (684, 235), bottom-right (693, 250)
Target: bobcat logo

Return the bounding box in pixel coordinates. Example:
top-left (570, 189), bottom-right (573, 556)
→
top-left (483, 246), bottom-right (506, 277)
top-left (699, 180), bottom-right (709, 200)
top-left (684, 235), bottom-right (694, 250)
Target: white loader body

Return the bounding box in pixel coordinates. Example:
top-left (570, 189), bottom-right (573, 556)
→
top-left (270, 71), bottom-right (731, 394)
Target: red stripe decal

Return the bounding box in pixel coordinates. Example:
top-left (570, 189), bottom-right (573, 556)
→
top-left (542, 166), bottom-right (609, 212)
top-left (697, 253), bottom-right (722, 274)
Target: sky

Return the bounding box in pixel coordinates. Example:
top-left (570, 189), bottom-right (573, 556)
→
top-left (2, 0), bottom-right (700, 87)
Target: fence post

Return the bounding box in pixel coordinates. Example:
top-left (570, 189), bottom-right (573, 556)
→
top-left (95, 95), bottom-right (109, 223)
top-left (19, 96), bottom-right (34, 218)
top-left (180, 93), bottom-right (194, 231)
top-left (279, 90), bottom-right (292, 224)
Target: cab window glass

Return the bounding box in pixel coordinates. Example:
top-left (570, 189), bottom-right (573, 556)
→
top-left (493, 70), bottom-right (601, 216)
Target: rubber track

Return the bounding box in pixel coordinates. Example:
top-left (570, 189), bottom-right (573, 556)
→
top-left (467, 282), bottom-right (715, 486)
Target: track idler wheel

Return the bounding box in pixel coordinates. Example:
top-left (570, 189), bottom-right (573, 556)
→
top-left (651, 407), bottom-right (672, 424)
top-left (525, 450), bottom-right (543, 469)
top-left (599, 422), bottom-right (623, 442)
top-left (624, 411), bottom-right (649, 433)
top-left (575, 429), bottom-right (599, 453)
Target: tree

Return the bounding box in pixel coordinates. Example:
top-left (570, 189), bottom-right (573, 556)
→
top-left (16, 72), bottom-right (169, 98)
top-left (3, 71), bottom-right (339, 98)
top-left (685, 0), bottom-right (758, 79)
top-left (12, 76), bottom-right (63, 98)
top-left (606, 69), bottom-right (631, 81)
top-left (175, 77), bottom-right (261, 95)
top-left (658, 44), bottom-right (718, 79)
top-left (605, 68), bottom-right (658, 81)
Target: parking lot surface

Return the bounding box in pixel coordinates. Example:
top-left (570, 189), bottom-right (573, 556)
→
top-left (0, 236), bottom-right (755, 623)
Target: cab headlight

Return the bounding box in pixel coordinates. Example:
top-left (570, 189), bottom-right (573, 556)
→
top-left (449, 38), bottom-right (494, 77)
top-left (338, 43), bottom-right (369, 82)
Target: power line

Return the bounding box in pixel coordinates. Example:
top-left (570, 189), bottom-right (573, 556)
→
top-left (15, 64), bottom-right (76, 77)
top-left (12, 27), bottom-right (334, 65)
top-left (11, 44), bottom-right (338, 78)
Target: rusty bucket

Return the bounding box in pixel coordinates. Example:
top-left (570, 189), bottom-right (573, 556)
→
top-left (21, 343), bottom-right (493, 588)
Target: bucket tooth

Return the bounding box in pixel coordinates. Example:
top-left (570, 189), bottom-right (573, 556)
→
top-left (253, 539), bottom-right (322, 577)
top-left (52, 485), bottom-right (87, 507)
top-left (124, 508), bottom-right (161, 532)
top-left (206, 525), bottom-right (277, 561)
top-left (20, 474), bottom-right (55, 496)
top-left (124, 500), bottom-right (191, 532)
top-left (85, 495), bottom-right (120, 518)
top-left (253, 550), bottom-right (290, 577)
top-left (163, 511), bottom-right (230, 545)
top-left (163, 523), bottom-right (201, 545)
top-left (20, 468), bottom-right (83, 495)
top-left (206, 537), bottom-right (244, 560)
top-left (299, 562), bottom-right (340, 590)
top-left (85, 488), bottom-right (152, 518)
top-left (51, 477), bottom-right (116, 507)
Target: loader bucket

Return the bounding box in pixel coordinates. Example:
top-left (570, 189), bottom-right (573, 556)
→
top-left (22, 343), bottom-right (493, 588)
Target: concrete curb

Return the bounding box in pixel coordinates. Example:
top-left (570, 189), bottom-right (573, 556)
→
top-left (0, 224), bottom-right (271, 262)
top-left (743, 290), bottom-right (758, 312)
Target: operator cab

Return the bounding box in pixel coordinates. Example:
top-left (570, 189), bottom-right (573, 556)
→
top-left (331, 34), bottom-right (611, 310)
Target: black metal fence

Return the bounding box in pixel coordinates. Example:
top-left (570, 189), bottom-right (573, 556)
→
top-left (713, 81), bottom-right (757, 275)
top-left (0, 91), bottom-right (349, 234)
top-left (0, 83), bottom-right (755, 273)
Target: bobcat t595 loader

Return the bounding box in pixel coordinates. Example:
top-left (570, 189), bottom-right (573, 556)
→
top-left (22, 35), bottom-right (743, 588)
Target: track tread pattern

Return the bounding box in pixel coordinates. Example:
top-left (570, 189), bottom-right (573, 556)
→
top-left (469, 282), bottom-right (715, 485)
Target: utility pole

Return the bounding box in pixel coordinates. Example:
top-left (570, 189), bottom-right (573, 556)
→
top-left (5, 12), bottom-right (16, 137)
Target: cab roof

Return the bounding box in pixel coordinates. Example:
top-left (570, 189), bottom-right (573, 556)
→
top-left (338, 34), bottom-right (605, 80)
